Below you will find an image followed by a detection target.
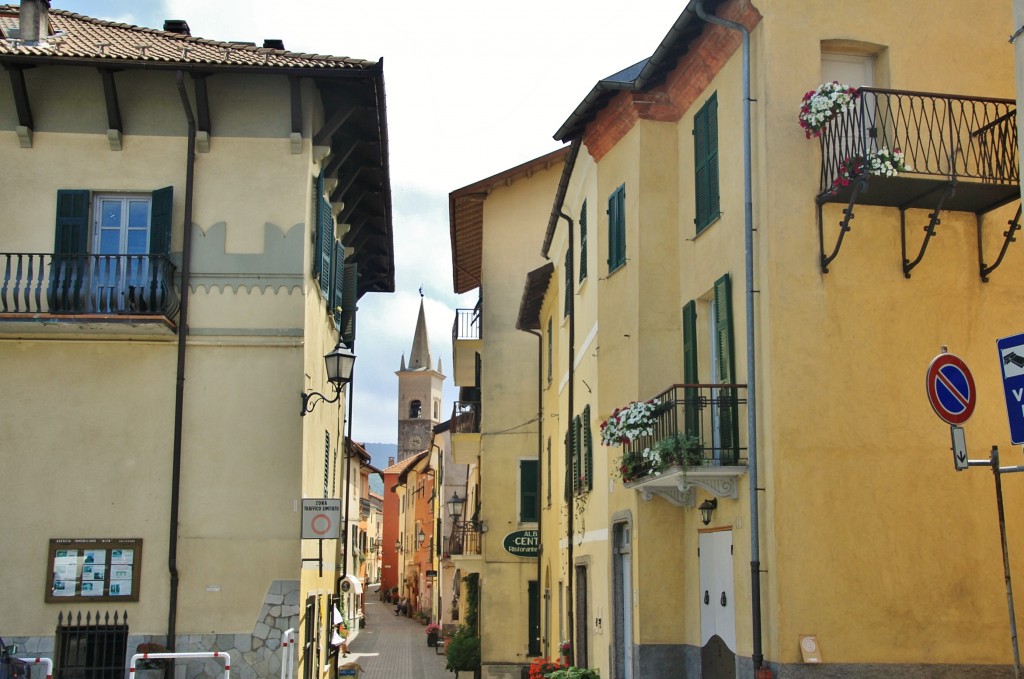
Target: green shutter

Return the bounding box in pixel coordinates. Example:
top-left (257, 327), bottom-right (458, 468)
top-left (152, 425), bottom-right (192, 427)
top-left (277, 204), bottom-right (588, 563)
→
top-left (331, 241), bottom-right (345, 330)
top-left (573, 415), bottom-right (582, 495)
top-left (520, 459), bottom-right (539, 523)
top-left (714, 273), bottom-right (739, 462)
top-left (340, 261), bottom-right (358, 345)
top-left (564, 428), bottom-right (573, 502)
top-left (313, 173), bottom-right (324, 278)
top-left (607, 185), bottom-right (626, 271)
top-left (564, 248), bottom-right (571, 317)
top-left (583, 405), bottom-right (593, 492)
top-left (695, 93), bottom-right (720, 232)
top-left (51, 190), bottom-right (90, 312)
top-left (316, 172), bottom-right (333, 300)
top-left (682, 300), bottom-right (699, 438)
top-left (149, 186), bottom-right (173, 254)
top-left (547, 317), bottom-right (553, 384)
top-left (579, 200), bottom-right (588, 282)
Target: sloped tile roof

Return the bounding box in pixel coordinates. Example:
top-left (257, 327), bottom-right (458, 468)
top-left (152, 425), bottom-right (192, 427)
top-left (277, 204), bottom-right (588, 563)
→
top-left (0, 5), bottom-right (376, 70)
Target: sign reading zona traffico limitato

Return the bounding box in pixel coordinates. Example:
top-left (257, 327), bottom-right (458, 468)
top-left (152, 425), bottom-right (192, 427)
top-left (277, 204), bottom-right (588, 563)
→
top-left (503, 529), bottom-right (539, 557)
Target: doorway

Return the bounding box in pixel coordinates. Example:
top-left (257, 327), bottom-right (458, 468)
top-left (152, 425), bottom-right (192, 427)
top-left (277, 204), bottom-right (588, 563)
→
top-left (699, 529), bottom-right (735, 679)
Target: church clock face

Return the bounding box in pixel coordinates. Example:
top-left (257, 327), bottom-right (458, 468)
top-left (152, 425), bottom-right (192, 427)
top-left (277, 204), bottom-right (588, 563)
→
top-left (409, 434), bottom-right (423, 449)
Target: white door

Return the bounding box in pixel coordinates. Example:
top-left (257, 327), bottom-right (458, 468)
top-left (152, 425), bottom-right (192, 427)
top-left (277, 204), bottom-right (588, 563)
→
top-left (699, 529), bottom-right (736, 651)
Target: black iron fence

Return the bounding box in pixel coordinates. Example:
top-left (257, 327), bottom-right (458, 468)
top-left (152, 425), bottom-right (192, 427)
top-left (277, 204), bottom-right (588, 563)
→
top-left (451, 401), bottom-right (481, 434)
top-left (0, 253), bottom-right (179, 318)
top-left (54, 610), bottom-right (128, 679)
top-left (624, 383), bottom-right (748, 472)
top-left (448, 520), bottom-right (482, 556)
top-left (818, 87), bottom-right (1018, 195)
top-left (452, 307), bottom-right (481, 342)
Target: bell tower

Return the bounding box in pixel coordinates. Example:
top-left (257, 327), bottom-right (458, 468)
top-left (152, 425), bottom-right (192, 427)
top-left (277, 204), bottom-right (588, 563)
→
top-left (396, 292), bottom-right (445, 461)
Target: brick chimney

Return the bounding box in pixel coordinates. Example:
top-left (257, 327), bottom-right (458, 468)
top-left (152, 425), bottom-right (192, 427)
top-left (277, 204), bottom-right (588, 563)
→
top-left (388, 457), bottom-right (395, 467)
top-left (19, 0), bottom-right (50, 46)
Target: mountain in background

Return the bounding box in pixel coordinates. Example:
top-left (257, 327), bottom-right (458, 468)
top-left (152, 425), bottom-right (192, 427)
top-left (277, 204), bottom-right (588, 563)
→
top-left (362, 442), bottom-right (397, 495)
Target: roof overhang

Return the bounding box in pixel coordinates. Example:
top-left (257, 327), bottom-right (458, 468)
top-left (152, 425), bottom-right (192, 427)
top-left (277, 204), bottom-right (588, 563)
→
top-left (515, 262), bottom-right (555, 331)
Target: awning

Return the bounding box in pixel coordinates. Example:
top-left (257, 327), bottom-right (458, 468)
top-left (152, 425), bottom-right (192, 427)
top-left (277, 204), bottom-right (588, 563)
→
top-left (340, 573), bottom-right (363, 595)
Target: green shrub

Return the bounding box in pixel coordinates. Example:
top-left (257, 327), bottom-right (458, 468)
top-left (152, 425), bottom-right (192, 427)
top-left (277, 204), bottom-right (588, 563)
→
top-left (444, 625), bottom-right (481, 672)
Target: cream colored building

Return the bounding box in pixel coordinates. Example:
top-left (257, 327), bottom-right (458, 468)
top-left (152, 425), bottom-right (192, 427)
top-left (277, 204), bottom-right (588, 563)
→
top-left (448, 148), bottom-right (568, 677)
top-left (524, 0), bottom-right (1023, 678)
top-left (0, 4), bottom-right (392, 679)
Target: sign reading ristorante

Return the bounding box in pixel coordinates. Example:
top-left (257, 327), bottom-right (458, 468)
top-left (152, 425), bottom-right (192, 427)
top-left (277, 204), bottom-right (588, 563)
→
top-left (503, 529), bottom-right (539, 557)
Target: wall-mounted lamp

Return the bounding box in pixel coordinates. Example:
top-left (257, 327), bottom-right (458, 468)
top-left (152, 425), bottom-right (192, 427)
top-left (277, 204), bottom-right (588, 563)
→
top-left (300, 340), bottom-right (356, 416)
top-left (446, 491), bottom-right (466, 521)
top-left (395, 539), bottom-right (403, 554)
top-left (699, 498), bottom-right (718, 526)
top-left (417, 529), bottom-right (426, 546)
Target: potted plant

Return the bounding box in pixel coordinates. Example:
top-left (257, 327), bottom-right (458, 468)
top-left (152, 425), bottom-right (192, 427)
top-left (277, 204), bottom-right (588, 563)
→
top-left (798, 80), bottom-right (859, 138)
top-left (600, 400), bottom-right (661, 446)
top-left (828, 147), bottom-right (912, 194)
top-left (444, 625), bottom-right (481, 677)
top-left (425, 623), bottom-right (441, 647)
top-left (654, 432), bottom-right (704, 468)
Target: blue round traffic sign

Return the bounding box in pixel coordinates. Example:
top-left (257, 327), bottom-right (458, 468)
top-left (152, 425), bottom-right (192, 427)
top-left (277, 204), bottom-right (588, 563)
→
top-left (926, 353), bottom-right (977, 425)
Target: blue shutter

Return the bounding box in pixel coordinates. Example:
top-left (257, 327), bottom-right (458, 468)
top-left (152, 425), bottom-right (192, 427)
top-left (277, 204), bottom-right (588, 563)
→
top-left (315, 172), bottom-right (333, 300)
top-left (149, 186), bottom-right (173, 254)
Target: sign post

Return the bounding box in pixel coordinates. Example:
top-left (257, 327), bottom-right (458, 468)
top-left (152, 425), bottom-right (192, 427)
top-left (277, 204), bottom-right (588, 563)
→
top-left (301, 498), bottom-right (341, 577)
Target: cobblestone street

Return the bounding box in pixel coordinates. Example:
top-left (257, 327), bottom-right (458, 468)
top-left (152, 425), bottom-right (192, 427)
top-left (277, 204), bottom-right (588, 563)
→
top-left (346, 588), bottom-right (450, 679)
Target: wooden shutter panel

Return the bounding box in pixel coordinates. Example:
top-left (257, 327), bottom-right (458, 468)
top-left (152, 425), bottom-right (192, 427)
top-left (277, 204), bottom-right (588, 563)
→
top-left (339, 261), bottom-right (358, 345)
top-left (714, 273), bottom-right (739, 460)
top-left (606, 191), bottom-right (617, 270)
top-left (579, 201), bottom-right (588, 281)
top-left (583, 405), bottom-right (593, 491)
top-left (564, 428), bottom-right (573, 502)
top-left (564, 248), bottom-right (571, 317)
top-left (616, 186), bottom-right (626, 267)
top-left (149, 186), bottom-right (173, 254)
top-left (520, 460), bottom-right (539, 523)
top-left (682, 300), bottom-right (699, 438)
top-left (573, 415), bottom-right (582, 495)
top-left (313, 173), bottom-right (325, 278)
top-left (695, 94), bottom-right (720, 232)
top-left (316, 172), bottom-right (333, 300)
top-left (332, 241), bottom-right (345, 330)
top-left (707, 94), bottom-right (720, 223)
top-left (51, 190), bottom-right (90, 312)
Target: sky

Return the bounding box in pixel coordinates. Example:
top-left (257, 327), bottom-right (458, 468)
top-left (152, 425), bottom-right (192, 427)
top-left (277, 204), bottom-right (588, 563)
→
top-left (54, 0), bottom-right (687, 443)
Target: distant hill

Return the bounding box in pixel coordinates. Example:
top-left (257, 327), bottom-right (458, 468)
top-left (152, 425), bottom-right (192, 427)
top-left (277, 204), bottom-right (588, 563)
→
top-left (362, 442), bottom-right (396, 496)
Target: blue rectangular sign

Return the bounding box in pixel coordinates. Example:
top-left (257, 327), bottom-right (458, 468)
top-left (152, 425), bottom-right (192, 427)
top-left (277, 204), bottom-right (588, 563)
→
top-left (997, 333), bottom-right (1024, 444)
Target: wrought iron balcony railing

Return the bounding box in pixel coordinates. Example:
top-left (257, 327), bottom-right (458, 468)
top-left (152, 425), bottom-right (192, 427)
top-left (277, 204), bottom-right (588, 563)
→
top-left (623, 383), bottom-right (748, 480)
top-left (447, 520), bottom-right (481, 557)
top-left (0, 253), bottom-right (180, 320)
top-left (815, 88), bottom-right (1021, 278)
top-left (452, 307), bottom-right (481, 342)
top-left (451, 400), bottom-right (481, 434)
top-left (818, 87), bottom-right (1018, 200)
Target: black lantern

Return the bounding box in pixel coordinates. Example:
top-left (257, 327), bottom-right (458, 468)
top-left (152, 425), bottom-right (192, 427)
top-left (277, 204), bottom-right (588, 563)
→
top-left (698, 498), bottom-right (718, 526)
top-left (417, 528), bottom-right (426, 546)
top-left (446, 492), bottom-right (466, 521)
top-left (300, 340), bottom-right (356, 415)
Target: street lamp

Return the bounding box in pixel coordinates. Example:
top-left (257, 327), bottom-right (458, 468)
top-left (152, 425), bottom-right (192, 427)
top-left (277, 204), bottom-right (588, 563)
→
top-left (417, 529), bottom-right (426, 546)
top-left (699, 498), bottom-right (718, 526)
top-left (300, 340), bottom-right (356, 416)
top-left (446, 491), bottom-right (466, 521)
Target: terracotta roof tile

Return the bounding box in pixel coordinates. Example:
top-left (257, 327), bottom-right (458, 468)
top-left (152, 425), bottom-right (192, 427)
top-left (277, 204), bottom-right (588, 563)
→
top-left (0, 6), bottom-right (375, 69)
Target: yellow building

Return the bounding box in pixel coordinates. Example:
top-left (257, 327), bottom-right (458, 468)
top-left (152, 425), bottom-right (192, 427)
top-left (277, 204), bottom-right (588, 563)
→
top-left (0, 4), bottom-right (392, 678)
top-left (448, 148), bottom-right (568, 677)
top-left (524, 0), bottom-right (1023, 677)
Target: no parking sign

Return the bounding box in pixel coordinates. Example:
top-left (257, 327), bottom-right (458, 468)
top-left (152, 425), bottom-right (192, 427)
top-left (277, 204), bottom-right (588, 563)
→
top-left (926, 353), bottom-right (977, 425)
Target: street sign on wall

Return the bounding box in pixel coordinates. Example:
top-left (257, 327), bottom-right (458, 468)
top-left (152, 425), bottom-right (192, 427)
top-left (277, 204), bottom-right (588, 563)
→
top-left (926, 353), bottom-right (977, 425)
top-left (502, 529), bottom-right (539, 557)
top-left (301, 498), bottom-right (341, 539)
top-left (997, 332), bottom-right (1024, 444)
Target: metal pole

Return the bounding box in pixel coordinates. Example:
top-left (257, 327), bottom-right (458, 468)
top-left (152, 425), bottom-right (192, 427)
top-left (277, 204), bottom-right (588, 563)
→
top-left (991, 445), bottom-right (1022, 679)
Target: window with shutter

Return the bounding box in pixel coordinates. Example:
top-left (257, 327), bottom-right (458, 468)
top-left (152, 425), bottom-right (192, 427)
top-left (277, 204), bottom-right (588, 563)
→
top-left (520, 459), bottom-right (539, 523)
top-left (579, 200), bottom-right (588, 282)
top-left (331, 241), bottom-right (345, 330)
top-left (573, 415), bottom-right (582, 495)
top-left (607, 185), bottom-right (626, 272)
top-left (694, 93), bottom-right (720, 233)
top-left (682, 300), bottom-right (700, 438)
top-left (315, 172), bottom-right (333, 301)
top-left (340, 262), bottom-right (358, 345)
top-left (51, 190), bottom-right (89, 312)
top-left (713, 273), bottom-right (739, 462)
top-left (583, 405), bottom-right (593, 492)
top-left (547, 317), bottom-right (553, 384)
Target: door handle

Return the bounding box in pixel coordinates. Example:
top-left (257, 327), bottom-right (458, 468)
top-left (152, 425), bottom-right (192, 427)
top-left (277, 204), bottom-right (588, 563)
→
top-left (704, 590), bottom-right (709, 605)
top-left (720, 592), bottom-right (727, 607)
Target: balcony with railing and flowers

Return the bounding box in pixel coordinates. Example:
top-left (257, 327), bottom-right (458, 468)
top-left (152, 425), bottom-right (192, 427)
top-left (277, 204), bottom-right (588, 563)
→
top-left (604, 384), bottom-right (747, 507)
top-left (0, 252), bottom-right (180, 334)
top-left (804, 82), bottom-right (1019, 279)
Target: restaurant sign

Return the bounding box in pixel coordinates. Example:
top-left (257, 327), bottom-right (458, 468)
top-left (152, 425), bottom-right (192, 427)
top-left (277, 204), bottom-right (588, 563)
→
top-left (502, 529), bottom-right (539, 557)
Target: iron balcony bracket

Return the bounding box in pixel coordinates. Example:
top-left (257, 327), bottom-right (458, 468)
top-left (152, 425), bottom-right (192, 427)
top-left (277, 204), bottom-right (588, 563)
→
top-left (979, 202), bottom-right (1022, 282)
top-left (818, 176), bottom-right (869, 273)
top-left (901, 180), bottom-right (956, 278)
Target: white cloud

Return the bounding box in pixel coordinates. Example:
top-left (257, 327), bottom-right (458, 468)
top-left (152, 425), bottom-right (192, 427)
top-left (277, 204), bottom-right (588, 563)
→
top-left (57, 0), bottom-right (688, 442)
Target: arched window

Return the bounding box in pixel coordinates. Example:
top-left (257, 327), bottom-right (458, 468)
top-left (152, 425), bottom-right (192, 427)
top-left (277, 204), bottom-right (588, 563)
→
top-left (410, 400), bottom-right (422, 418)
top-left (433, 399), bottom-right (440, 420)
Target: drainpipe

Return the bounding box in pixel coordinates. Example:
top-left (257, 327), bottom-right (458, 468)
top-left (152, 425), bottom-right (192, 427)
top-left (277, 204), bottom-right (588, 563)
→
top-left (559, 210), bottom-right (576, 667)
top-left (168, 70), bottom-right (198, 651)
top-left (522, 327), bottom-right (543, 655)
top-left (693, 3), bottom-right (763, 673)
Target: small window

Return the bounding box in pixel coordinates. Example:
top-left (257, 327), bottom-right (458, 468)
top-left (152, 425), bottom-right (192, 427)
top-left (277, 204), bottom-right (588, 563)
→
top-left (607, 185), bottom-right (626, 272)
top-left (410, 400), bottom-right (422, 418)
top-left (694, 93), bottom-right (720, 233)
top-left (519, 459), bottom-right (539, 523)
top-left (433, 399), bottom-right (440, 420)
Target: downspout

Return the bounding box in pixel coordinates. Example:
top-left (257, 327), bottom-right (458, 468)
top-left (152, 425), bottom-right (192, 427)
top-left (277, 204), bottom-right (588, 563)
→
top-left (693, 3), bottom-right (763, 673)
top-left (342, 371), bottom-right (355, 580)
top-left (559, 210), bottom-right (576, 667)
top-left (168, 70), bottom-right (197, 651)
top-left (522, 327), bottom-right (543, 655)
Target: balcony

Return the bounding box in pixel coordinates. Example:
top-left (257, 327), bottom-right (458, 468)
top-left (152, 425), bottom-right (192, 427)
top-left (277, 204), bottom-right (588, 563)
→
top-left (622, 383), bottom-right (747, 508)
top-left (451, 400), bottom-right (481, 465)
top-left (815, 87), bottom-right (1020, 278)
top-left (0, 253), bottom-right (179, 335)
top-left (447, 520), bottom-right (482, 558)
top-left (452, 305), bottom-right (482, 388)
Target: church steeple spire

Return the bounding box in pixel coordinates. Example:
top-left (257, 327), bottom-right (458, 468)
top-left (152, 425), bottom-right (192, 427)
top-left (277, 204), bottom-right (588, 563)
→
top-left (408, 295), bottom-right (432, 371)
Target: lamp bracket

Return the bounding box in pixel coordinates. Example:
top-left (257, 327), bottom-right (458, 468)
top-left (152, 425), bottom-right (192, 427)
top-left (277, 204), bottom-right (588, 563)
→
top-left (300, 383), bottom-right (342, 416)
